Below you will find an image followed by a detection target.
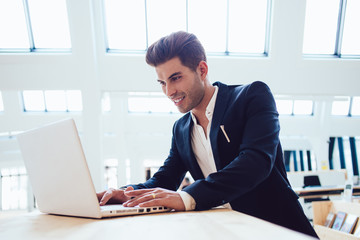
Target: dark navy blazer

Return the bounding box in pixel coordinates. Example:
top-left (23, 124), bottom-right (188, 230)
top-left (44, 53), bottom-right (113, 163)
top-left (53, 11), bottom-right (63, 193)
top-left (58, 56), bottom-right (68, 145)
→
top-left (131, 81), bottom-right (318, 238)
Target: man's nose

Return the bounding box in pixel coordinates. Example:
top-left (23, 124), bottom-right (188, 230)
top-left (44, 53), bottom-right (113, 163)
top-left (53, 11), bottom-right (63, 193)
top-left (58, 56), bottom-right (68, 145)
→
top-left (165, 84), bottom-right (176, 97)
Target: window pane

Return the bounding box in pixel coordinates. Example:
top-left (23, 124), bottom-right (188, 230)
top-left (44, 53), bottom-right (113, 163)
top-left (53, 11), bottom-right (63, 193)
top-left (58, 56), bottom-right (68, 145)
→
top-left (275, 99), bottom-right (293, 115)
top-left (303, 0), bottom-right (340, 54)
top-left (351, 97), bottom-right (360, 116)
top-left (27, 0), bottom-right (71, 48)
top-left (188, 0), bottom-right (227, 52)
top-left (147, 0), bottom-right (186, 46)
top-left (102, 92), bottom-right (111, 112)
top-left (341, 0), bottom-right (360, 55)
top-left (128, 96), bottom-right (179, 113)
top-left (0, 0), bottom-right (30, 48)
top-left (104, 0), bottom-right (146, 50)
top-left (293, 100), bottom-right (313, 115)
top-left (104, 158), bottom-right (118, 189)
top-left (331, 96), bottom-right (350, 115)
top-left (0, 92), bottom-right (4, 111)
top-left (228, 0), bottom-right (268, 53)
top-left (66, 90), bottom-right (83, 111)
top-left (45, 90), bottom-right (67, 111)
top-left (0, 167), bottom-right (28, 210)
top-left (23, 90), bottom-right (45, 111)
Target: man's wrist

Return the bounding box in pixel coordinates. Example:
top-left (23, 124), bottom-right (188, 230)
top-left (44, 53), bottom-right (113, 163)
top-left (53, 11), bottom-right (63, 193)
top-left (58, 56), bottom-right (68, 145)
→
top-left (178, 191), bottom-right (196, 211)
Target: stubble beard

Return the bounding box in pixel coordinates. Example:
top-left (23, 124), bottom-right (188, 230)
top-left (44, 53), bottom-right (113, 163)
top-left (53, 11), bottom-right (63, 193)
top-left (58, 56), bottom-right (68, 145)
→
top-left (177, 76), bottom-right (205, 113)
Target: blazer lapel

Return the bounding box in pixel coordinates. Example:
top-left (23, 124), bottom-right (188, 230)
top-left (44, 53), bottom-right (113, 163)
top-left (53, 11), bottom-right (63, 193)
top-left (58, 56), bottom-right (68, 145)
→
top-left (210, 82), bottom-right (231, 170)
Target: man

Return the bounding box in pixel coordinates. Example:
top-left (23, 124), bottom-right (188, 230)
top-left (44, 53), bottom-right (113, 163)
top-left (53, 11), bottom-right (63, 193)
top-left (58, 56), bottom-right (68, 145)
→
top-left (98, 31), bottom-right (318, 238)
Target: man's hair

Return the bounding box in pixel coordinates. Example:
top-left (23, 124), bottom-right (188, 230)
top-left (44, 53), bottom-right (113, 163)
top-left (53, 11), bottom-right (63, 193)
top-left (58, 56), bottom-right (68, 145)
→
top-left (146, 31), bottom-right (207, 72)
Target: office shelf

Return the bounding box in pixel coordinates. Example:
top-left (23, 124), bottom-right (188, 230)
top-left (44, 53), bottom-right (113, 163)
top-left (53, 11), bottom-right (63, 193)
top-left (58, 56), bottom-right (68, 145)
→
top-left (313, 201), bottom-right (360, 240)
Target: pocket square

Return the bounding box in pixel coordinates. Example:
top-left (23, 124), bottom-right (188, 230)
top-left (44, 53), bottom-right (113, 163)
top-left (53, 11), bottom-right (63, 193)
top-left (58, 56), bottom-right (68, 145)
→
top-left (220, 125), bottom-right (230, 143)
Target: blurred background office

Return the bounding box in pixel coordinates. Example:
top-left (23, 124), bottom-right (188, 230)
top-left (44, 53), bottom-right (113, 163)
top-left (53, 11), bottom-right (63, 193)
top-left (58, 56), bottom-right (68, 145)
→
top-left (0, 0), bottom-right (359, 217)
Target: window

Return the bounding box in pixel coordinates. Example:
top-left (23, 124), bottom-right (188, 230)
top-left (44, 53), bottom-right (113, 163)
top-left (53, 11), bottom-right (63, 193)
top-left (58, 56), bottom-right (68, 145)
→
top-left (1, 167), bottom-right (28, 210)
top-left (351, 97), bottom-right (360, 116)
top-left (104, 0), bottom-right (146, 51)
top-left (104, 158), bottom-right (118, 189)
top-left (147, 0), bottom-right (186, 47)
top-left (45, 90), bottom-right (67, 111)
top-left (65, 90), bottom-right (83, 111)
top-left (188, 0), bottom-right (227, 53)
top-left (104, 0), bottom-right (271, 55)
top-left (0, 92), bottom-right (4, 111)
top-left (227, 0), bottom-right (269, 54)
top-left (275, 98), bottom-right (313, 116)
top-left (303, 0), bottom-right (360, 57)
top-left (303, 0), bottom-right (339, 55)
top-left (331, 96), bottom-right (350, 116)
top-left (293, 100), bottom-right (313, 115)
top-left (0, 0), bottom-right (71, 52)
top-left (275, 99), bottom-right (293, 115)
top-left (0, 0), bottom-right (30, 49)
top-left (341, 0), bottom-right (360, 56)
top-left (22, 90), bottom-right (82, 112)
top-left (101, 92), bottom-right (111, 112)
top-left (128, 92), bottom-right (179, 114)
top-left (22, 90), bottom-right (46, 111)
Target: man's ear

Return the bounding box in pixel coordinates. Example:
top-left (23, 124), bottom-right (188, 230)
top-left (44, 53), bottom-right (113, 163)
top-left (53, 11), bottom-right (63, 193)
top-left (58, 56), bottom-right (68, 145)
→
top-left (197, 61), bottom-right (208, 80)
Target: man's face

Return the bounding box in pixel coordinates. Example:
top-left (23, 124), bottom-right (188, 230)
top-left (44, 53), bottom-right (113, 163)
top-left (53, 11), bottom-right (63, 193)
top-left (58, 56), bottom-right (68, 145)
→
top-left (156, 57), bottom-right (205, 113)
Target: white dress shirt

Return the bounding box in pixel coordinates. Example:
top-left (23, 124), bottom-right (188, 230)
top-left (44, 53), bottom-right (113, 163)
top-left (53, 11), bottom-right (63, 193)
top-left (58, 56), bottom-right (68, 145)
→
top-left (178, 86), bottom-right (232, 210)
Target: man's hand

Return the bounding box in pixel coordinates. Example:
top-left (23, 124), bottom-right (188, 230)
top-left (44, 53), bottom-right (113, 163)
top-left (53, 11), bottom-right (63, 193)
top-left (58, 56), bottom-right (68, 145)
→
top-left (123, 187), bottom-right (185, 211)
top-left (97, 186), bottom-right (134, 206)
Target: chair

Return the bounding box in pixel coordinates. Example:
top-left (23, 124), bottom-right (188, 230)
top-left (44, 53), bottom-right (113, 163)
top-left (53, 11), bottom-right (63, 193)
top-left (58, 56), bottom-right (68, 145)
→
top-left (303, 175), bottom-right (321, 188)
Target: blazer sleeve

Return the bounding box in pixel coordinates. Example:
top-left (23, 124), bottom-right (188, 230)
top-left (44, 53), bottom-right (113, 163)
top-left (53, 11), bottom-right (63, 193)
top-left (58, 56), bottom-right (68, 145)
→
top-left (183, 81), bottom-right (282, 210)
top-left (129, 125), bottom-right (188, 191)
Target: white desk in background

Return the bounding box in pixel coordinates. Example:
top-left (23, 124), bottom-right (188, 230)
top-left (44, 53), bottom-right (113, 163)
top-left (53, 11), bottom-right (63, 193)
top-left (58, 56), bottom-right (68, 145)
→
top-left (0, 208), bottom-right (315, 240)
top-left (294, 185), bottom-right (360, 199)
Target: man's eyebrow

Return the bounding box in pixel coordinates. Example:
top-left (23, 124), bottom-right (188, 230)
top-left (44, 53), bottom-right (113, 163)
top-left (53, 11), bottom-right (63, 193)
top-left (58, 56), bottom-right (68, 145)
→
top-left (157, 72), bottom-right (182, 83)
top-left (168, 72), bottom-right (181, 80)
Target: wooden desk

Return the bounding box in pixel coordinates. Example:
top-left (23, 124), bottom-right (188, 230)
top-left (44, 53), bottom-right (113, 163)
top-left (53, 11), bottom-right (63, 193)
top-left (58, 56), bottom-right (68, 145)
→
top-left (294, 185), bottom-right (360, 199)
top-left (0, 208), bottom-right (315, 240)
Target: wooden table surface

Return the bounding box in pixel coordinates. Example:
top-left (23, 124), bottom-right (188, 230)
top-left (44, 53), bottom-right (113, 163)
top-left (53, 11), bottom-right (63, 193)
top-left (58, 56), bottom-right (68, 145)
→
top-left (0, 208), bottom-right (316, 240)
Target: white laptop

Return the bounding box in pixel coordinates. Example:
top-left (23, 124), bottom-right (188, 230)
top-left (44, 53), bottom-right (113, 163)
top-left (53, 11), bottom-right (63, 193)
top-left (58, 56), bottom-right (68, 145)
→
top-left (16, 118), bottom-right (171, 218)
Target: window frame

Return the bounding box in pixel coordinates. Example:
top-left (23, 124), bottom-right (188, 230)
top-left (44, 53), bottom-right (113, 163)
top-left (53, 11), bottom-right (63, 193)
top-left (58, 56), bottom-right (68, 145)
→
top-left (104, 0), bottom-right (272, 57)
top-left (0, 0), bottom-right (72, 53)
top-left (21, 90), bottom-right (83, 113)
top-left (275, 96), bottom-right (315, 116)
top-left (303, 0), bottom-right (360, 59)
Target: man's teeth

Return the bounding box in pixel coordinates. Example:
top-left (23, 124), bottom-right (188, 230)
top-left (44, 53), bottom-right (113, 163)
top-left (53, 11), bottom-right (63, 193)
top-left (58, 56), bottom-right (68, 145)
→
top-left (174, 97), bottom-right (184, 103)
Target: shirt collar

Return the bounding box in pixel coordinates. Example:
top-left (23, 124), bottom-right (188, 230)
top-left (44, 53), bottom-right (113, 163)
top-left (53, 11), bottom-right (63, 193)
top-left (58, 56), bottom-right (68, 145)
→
top-left (191, 86), bottom-right (219, 124)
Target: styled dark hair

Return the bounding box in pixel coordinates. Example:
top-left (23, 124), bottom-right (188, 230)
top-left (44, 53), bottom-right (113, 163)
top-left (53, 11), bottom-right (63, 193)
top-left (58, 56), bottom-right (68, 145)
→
top-left (146, 31), bottom-right (207, 72)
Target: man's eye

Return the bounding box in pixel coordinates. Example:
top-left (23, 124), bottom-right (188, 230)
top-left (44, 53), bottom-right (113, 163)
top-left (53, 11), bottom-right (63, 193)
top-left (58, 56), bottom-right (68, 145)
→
top-left (159, 81), bottom-right (165, 86)
top-left (172, 76), bottom-right (181, 81)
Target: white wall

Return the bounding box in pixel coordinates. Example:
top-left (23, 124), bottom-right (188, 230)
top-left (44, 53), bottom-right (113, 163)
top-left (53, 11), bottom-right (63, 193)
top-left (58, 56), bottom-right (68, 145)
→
top-left (0, 0), bottom-right (360, 191)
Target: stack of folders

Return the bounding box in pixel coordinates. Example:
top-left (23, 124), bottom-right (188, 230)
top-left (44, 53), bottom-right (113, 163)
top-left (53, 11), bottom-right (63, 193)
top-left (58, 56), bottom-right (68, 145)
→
top-left (324, 211), bottom-right (360, 236)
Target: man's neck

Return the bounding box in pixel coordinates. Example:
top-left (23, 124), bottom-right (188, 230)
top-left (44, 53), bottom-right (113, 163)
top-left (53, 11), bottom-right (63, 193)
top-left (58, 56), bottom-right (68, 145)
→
top-left (192, 84), bottom-right (216, 132)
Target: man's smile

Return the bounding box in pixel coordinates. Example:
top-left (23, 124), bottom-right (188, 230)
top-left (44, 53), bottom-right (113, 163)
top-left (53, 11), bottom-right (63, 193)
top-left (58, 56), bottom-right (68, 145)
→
top-left (172, 96), bottom-right (185, 106)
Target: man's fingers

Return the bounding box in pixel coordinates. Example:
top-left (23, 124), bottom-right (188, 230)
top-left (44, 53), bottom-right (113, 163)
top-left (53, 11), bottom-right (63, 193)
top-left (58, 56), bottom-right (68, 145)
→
top-left (124, 188), bottom-right (153, 198)
top-left (96, 191), bottom-right (106, 201)
top-left (138, 199), bottom-right (162, 207)
top-left (123, 192), bottom-right (160, 207)
top-left (123, 193), bottom-right (150, 207)
top-left (99, 189), bottom-right (114, 206)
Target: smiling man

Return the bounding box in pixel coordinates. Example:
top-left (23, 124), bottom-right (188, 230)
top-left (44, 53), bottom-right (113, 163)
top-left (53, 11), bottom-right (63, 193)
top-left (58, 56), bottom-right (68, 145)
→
top-left (97, 31), bottom-right (318, 238)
